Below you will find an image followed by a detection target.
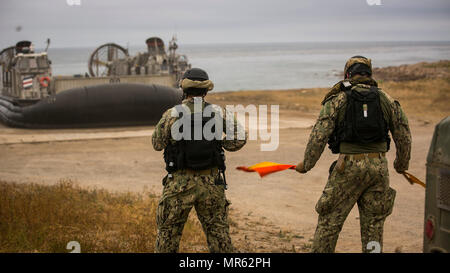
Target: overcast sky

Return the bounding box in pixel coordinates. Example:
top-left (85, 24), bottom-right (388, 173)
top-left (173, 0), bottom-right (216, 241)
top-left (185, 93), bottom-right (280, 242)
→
top-left (1, 0), bottom-right (450, 48)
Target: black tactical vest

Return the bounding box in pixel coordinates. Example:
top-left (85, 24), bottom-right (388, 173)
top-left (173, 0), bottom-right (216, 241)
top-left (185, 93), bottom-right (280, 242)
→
top-left (164, 109), bottom-right (225, 173)
top-left (328, 85), bottom-right (390, 154)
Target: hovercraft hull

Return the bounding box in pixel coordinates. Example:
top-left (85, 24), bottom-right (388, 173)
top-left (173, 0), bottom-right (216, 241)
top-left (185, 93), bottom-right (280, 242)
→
top-left (0, 83), bottom-right (182, 129)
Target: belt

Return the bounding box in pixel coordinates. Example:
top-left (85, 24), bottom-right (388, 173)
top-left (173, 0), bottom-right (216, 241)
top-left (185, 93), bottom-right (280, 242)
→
top-left (342, 152), bottom-right (386, 161)
top-left (335, 152), bottom-right (385, 173)
top-left (182, 168), bottom-right (218, 175)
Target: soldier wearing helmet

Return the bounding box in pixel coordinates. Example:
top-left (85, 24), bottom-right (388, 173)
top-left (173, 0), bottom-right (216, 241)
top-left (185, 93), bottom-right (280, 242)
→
top-left (152, 68), bottom-right (247, 253)
top-left (295, 56), bottom-right (412, 252)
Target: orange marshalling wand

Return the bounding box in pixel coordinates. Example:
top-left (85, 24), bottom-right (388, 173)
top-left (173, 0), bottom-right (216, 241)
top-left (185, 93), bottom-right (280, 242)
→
top-left (403, 171), bottom-right (426, 188)
top-left (237, 162), bottom-right (426, 188)
top-left (236, 161), bottom-right (296, 177)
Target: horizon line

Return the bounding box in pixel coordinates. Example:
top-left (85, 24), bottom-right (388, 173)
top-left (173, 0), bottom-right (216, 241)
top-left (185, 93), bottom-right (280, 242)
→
top-left (27, 39), bottom-right (450, 50)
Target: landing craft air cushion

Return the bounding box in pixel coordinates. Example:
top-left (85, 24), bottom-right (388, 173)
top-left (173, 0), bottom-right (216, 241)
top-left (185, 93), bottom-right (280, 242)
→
top-left (0, 37), bottom-right (188, 128)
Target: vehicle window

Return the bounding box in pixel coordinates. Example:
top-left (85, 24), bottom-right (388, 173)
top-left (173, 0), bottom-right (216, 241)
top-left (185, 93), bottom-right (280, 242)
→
top-left (29, 58), bottom-right (37, 69)
top-left (37, 56), bottom-right (49, 68)
top-left (18, 58), bottom-right (29, 70)
top-left (2, 71), bottom-right (11, 87)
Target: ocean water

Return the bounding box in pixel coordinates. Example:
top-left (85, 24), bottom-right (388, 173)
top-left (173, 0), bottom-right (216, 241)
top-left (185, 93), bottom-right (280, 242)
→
top-left (46, 41), bottom-right (450, 92)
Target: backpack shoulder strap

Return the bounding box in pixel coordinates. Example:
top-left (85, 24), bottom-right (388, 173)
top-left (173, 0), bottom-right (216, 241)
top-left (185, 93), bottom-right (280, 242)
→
top-left (369, 86), bottom-right (380, 93)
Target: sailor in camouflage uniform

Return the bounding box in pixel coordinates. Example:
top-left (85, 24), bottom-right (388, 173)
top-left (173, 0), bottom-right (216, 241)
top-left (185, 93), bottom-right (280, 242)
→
top-left (152, 68), bottom-right (247, 253)
top-left (296, 56), bottom-right (412, 253)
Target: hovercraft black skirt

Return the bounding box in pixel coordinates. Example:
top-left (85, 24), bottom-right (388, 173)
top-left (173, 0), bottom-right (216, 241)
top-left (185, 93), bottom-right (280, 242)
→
top-left (0, 83), bottom-right (182, 129)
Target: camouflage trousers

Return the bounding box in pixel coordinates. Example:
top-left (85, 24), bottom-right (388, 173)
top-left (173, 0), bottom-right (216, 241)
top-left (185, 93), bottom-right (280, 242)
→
top-left (311, 154), bottom-right (396, 253)
top-left (154, 169), bottom-right (233, 253)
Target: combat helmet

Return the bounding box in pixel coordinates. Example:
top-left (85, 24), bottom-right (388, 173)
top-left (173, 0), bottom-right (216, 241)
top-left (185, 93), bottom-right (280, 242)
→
top-left (344, 56), bottom-right (372, 79)
top-left (180, 68), bottom-right (214, 96)
top-left (182, 68), bottom-right (209, 81)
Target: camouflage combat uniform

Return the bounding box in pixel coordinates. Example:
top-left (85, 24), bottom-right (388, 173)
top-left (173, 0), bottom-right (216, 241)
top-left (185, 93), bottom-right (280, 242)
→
top-left (152, 97), bottom-right (247, 253)
top-left (303, 74), bottom-right (412, 253)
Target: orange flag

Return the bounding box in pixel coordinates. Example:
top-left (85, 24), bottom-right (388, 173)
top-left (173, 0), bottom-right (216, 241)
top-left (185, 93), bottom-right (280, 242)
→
top-left (236, 161), bottom-right (296, 177)
top-left (403, 171), bottom-right (426, 188)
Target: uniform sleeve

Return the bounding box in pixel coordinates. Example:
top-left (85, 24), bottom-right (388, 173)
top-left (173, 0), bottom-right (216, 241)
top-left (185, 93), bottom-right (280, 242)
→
top-left (390, 101), bottom-right (412, 172)
top-left (303, 93), bottom-right (345, 171)
top-left (379, 90), bottom-right (412, 172)
top-left (151, 109), bottom-right (173, 151)
top-left (222, 108), bottom-right (247, 152)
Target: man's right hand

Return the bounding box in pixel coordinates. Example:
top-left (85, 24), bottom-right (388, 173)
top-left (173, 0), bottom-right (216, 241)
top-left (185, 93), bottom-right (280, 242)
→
top-left (394, 159), bottom-right (408, 174)
top-left (295, 161), bottom-right (307, 174)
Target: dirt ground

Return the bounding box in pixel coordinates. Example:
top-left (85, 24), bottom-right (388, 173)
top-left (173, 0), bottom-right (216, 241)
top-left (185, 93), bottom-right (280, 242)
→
top-left (0, 107), bottom-right (438, 253)
top-left (1, 61), bottom-right (449, 252)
